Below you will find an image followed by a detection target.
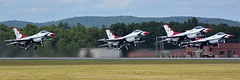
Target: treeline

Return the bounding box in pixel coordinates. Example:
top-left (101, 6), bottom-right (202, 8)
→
top-left (0, 18), bottom-right (239, 57)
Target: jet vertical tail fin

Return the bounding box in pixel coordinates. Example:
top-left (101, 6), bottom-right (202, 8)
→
top-left (13, 27), bottom-right (27, 39)
top-left (163, 25), bottom-right (180, 37)
top-left (105, 29), bottom-right (116, 39)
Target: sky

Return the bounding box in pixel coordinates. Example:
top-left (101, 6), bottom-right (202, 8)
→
top-left (0, 0), bottom-right (239, 22)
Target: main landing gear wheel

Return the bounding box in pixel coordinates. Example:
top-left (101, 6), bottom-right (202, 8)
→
top-left (24, 47), bottom-right (28, 50)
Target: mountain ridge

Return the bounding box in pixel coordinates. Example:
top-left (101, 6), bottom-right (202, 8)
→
top-left (1, 16), bottom-right (240, 27)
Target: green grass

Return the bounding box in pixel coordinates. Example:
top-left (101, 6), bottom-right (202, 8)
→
top-left (0, 60), bottom-right (240, 80)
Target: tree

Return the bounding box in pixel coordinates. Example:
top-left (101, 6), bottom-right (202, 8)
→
top-left (191, 17), bottom-right (198, 26)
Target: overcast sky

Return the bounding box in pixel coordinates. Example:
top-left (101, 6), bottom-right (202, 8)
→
top-left (0, 0), bottom-right (239, 22)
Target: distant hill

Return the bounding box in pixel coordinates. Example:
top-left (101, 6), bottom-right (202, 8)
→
top-left (1, 16), bottom-right (240, 28)
top-left (0, 20), bottom-right (34, 27)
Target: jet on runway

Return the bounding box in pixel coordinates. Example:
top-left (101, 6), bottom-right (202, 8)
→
top-left (5, 27), bottom-right (56, 50)
top-left (98, 29), bottom-right (150, 50)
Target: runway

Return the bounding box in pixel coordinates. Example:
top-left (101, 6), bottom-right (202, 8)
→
top-left (0, 57), bottom-right (239, 60)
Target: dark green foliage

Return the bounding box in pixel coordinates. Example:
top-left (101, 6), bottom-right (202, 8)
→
top-left (0, 18), bottom-right (239, 57)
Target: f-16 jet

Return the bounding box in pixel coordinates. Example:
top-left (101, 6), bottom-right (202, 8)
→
top-left (159, 24), bottom-right (212, 45)
top-left (180, 32), bottom-right (233, 50)
top-left (98, 29), bottom-right (150, 50)
top-left (5, 27), bottom-right (56, 50)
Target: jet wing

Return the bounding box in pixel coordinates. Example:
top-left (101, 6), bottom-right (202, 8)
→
top-left (158, 36), bottom-right (171, 42)
top-left (183, 39), bottom-right (208, 46)
top-left (158, 36), bottom-right (167, 42)
top-left (191, 38), bottom-right (213, 43)
top-left (98, 38), bottom-right (124, 42)
top-left (106, 39), bottom-right (124, 42)
top-left (186, 41), bottom-right (204, 45)
top-left (98, 38), bottom-right (107, 42)
top-left (5, 38), bottom-right (31, 42)
top-left (158, 36), bottom-right (167, 39)
top-left (6, 42), bottom-right (19, 45)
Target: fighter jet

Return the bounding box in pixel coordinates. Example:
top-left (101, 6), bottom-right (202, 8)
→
top-left (5, 27), bottom-right (56, 50)
top-left (98, 29), bottom-right (150, 50)
top-left (159, 24), bottom-right (212, 45)
top-left (181, 32), bottom-right (233, 50)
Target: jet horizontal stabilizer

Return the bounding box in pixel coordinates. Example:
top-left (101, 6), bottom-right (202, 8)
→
top-left (158, 36), bottom-right (167, 39)
top-left (98, 38), bottom-right (107, 41)
top-left (6, 42), bottom-right (18, 45)
top-left (4, 39), bottom-right (15, 42)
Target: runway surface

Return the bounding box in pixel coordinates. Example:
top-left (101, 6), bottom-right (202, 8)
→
top-left (0, 57), bottom-right (239, 60)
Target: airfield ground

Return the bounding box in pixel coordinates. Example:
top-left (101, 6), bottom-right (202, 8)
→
top-left (0, 59), bottom-right (239, 80)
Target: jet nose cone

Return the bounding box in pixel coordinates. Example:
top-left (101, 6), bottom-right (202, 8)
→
top-left (50, 33), bottom-right (56, 37)
top-left (205, 28), bottom-right (212, 32)
top-left (228, 35), bottom-right (234, 38)
top-left (143, 31), bottom-right (150, 35)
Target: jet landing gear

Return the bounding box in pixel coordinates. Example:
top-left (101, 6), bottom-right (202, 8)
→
top-left (172, 41), bottom-right (179, 45)
top-left (24, 47), bottom-right (29, 50)
top-left (22, 45), bottom-right (30, 50)
top-left (133, 40), bottom-right (145, 46)
top-left (33, 46), bottom-right (37, 50)
top-left (40, 42), bottom-right (44, 47)
top-left (117, 43), bottom-right (130, 50)
top-left (23, 45), bottom-right (38, 50)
